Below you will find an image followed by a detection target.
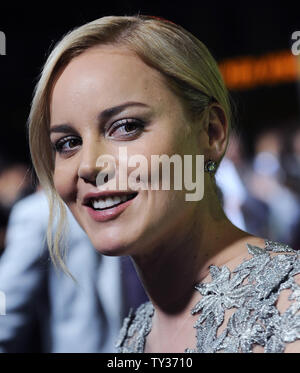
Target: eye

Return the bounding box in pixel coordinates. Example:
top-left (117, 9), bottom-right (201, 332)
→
top-left (107, 118), bottom-right (145, 139)
top-left (53, 136), bottom-right (82, 154)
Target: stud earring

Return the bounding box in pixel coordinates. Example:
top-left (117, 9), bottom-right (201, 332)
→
top-left (204, 160), bottom-right (217, 173)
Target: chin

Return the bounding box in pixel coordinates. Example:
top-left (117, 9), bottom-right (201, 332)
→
top-left (87, 229), bottom-right (135, 257)
top-left (93, 242), bottom-right (133, 257)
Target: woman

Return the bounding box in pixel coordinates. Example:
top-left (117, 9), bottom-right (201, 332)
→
top-left (28, 15), bottom-right (300, 353)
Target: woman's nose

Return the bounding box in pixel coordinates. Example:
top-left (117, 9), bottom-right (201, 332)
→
top-left (78, 141), bottom-right (114, 185)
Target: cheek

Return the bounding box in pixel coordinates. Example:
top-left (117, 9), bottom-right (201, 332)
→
top-left (53, 160), bottom-right (76, 203)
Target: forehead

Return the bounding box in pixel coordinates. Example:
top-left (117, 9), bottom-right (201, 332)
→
top-left (50, 46), bottom-right (177, 112)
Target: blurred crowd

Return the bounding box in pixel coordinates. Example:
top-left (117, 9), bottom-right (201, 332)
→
top-left (0, 160), bottom-right (34, 256)
top-left (217, 126), bottom-right (300, 250)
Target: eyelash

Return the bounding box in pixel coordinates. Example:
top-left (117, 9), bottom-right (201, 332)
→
top-left (53, 136), bottom-right (81, 154)
top-left (53, 118), bottom-right (145, 154)
top-left (107, 118), bottom-right (145, 138)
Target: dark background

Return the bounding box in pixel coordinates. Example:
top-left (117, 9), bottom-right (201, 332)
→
top-left (0, 1), bottom-right (299, 165)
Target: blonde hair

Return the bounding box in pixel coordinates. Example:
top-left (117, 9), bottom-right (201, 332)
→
top-left (28, 15), bottom-right (233, 274)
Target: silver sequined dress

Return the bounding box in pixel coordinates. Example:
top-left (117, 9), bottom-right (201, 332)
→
top-left (116, 240), bottom-right (300, 353)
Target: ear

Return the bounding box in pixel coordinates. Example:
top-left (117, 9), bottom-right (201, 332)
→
top-left (203, 103), bottom-right (229, 161)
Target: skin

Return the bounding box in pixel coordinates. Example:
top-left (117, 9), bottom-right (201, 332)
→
top-left (49, 45), bottom-right (266, 352)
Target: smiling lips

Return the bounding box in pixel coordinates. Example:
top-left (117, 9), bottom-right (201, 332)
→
top-left (83, 191), bottom-right (138, 222)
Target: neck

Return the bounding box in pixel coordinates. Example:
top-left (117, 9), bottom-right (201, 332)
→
top-left (132, 204), bottom-right (250, 316)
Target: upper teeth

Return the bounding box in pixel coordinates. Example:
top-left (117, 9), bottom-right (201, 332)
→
top-left (91, 195), bottom-right (131, 209)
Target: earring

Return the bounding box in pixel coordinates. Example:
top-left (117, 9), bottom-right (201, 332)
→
top-left (204, 160), bottom-right (217, 173)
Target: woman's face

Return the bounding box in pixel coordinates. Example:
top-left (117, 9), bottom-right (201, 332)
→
top-left (50, 46), bottom-right (206, 256)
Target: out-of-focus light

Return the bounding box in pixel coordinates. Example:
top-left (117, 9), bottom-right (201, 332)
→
top-left (219, 50), bottom-right (298, 90)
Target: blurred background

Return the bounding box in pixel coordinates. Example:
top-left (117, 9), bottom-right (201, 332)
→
top-left (0, 1), bottom-right (299, 254)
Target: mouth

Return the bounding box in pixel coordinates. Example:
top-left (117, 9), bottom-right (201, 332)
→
top-left (82, 190), bottom-right (139, 222)
top-left (84, 192), bottom-right (138, 211)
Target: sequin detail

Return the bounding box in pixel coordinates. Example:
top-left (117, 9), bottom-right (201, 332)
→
top-left (116, 240), bottom-right (300, 353)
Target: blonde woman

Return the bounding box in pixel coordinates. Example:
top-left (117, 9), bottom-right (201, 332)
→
top-left (28, 15), bottom-right (300, 353)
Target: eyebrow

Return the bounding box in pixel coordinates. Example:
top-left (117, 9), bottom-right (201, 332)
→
top-left (49, 101), bottom-right (150, 134)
